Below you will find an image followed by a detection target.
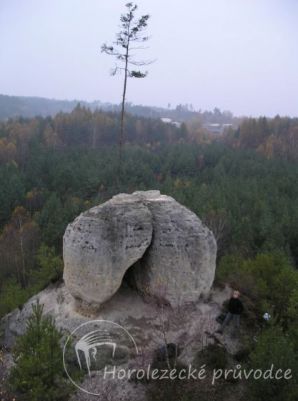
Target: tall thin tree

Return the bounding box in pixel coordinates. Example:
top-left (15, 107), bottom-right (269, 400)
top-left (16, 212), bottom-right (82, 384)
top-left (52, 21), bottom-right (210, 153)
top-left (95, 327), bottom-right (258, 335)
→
top-left (101, 2), bottom-right (152, 173)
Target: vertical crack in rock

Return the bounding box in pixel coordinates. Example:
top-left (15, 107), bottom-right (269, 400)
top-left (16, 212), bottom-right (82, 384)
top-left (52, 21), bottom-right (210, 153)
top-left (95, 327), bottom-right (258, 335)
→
top-left (131, 191), bottom-right (217, 307)
top-left (63, 190), bottom-right (217, 308)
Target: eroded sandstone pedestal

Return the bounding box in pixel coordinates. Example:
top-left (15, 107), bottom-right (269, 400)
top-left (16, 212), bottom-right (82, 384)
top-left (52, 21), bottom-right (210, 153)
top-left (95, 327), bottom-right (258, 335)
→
top-left (63, 190), bottom-right (217, 307)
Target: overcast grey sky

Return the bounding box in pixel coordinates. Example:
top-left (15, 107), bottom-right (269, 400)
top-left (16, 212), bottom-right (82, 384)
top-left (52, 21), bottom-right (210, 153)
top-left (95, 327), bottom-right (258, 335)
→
top-left (0, 0), bottom-right (297, 116)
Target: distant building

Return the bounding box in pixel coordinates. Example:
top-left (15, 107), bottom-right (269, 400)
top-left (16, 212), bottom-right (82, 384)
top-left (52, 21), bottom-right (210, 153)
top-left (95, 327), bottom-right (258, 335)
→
top-left (203, 123), bottom-right (233, 134)
top-left (161, 117), bottom-right (182, 128)
top-left (161, 117), bottom-right (172, 124)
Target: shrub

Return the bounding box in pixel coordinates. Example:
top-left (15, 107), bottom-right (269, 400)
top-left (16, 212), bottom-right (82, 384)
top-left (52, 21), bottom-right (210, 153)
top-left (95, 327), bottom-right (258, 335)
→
top-left (248, 326), bottom-right (298, 401)
top-left (198, 344), bottom-right (228, 370)
top-left (9, 302), bottom-right (73, 401)
top-left (216, 253), bottom-right (298, 328)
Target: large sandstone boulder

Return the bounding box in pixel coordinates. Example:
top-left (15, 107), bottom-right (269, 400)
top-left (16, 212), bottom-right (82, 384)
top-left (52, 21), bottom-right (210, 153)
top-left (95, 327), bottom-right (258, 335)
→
top-left (63, 190), bottom-right (217, 308)
top-left (132, 192), bottom-right (217, 306)
top-left (63, 195), bottom-right (153, 305)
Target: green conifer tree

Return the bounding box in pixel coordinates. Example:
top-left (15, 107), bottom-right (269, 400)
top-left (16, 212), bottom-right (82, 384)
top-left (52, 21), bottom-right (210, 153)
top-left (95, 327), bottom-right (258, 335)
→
top-left (9, 302), bottom-right (72, 401)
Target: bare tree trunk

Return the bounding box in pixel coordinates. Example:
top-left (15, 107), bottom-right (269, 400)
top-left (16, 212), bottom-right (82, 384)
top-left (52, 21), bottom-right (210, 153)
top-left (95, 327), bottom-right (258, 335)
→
top-left (159, 304), bottom-right (172, 370)
top-left (119, 67), bottom-right (128, 174)
top-left (14, 255), bottom-right (21, 285)
top-left (101, 5), bottom-right (151, 181)
top-left (92, 121), bottom-right (97, 149)
top-left (17, 217), bottom-right (26, 288)
top-left (118, 21), bottom-right (131, 178)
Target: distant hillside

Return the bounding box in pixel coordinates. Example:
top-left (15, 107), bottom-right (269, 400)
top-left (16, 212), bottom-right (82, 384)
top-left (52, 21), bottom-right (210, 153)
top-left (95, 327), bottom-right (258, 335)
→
top-left (0, 94), bottom-right (236, 129)
top-left (0, 94), bottom-right (82, 120)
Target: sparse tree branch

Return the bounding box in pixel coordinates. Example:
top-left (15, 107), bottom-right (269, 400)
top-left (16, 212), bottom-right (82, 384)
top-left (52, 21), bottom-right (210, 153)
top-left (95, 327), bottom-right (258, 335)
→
top-left (101, 2), bottom-right (153, 178)
top-left (129, 46), bottom-right (150, 51)
top-left (128, 59), bottom-right (155, 66)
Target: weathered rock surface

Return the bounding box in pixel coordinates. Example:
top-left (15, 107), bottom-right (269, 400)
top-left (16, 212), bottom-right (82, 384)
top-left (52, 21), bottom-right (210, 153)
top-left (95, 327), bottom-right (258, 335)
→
top-left (1, 282), bottom-right (237, 401)
top-left (63, 190), bottom-right (217, 308)
top-left (132, 192), bottom-right (217, 306)
top-left (63, 195), bottom-right (153, 305)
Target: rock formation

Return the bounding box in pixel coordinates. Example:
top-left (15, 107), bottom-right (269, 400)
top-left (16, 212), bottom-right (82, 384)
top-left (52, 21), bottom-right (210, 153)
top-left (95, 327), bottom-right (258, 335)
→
top-left (63, 190), bottom-right (217, 308)
top-left (63, 195), bottom-right (153, 306)
top-left (0, 192), bottom-right (232, 401)
top-left (132, 192), bottom-right (217, 306)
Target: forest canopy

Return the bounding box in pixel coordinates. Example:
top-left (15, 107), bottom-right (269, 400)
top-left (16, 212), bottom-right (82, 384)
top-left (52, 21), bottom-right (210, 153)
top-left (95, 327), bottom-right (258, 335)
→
top-left (0, 107), bottom-right (298, 319)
